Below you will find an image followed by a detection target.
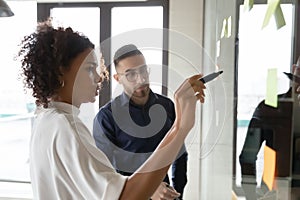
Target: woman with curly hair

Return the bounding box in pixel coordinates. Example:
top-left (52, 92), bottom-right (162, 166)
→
top-left (19, 19), bottom-right (206, 200)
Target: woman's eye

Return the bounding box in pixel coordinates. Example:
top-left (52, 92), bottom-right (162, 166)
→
top-left (87, 66), bottom-right (94, 72)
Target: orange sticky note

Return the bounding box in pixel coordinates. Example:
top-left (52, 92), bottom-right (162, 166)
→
top-left (263, 145), bottom-right (276, 191)
top-left (231, 190), bottom-right (238, 200)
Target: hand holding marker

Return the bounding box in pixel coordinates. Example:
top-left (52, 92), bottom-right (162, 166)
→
top-left (283, 72), bottom-right (300, 84)
top-left (199, 70), bottom-right (223, 84)
top-left (162, 71), bottom-right (223, 199)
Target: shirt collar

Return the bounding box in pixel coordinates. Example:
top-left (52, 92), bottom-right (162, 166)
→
top-left (120, 92), bottom-right (130, 106)
top-left (49, 101), bottom-right (80, 116)
top-left (119, 90), bottom-right (158, 107)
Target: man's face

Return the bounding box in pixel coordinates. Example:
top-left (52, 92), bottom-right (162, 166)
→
top-left (114, 54), bottom-right (150, 103)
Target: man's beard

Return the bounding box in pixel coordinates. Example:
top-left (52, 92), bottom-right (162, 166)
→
top-left (132, 84), bottom-right (149, 98)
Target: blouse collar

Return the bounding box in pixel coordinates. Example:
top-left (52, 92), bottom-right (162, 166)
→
top-left (49, 101), bottom-right (80, 116)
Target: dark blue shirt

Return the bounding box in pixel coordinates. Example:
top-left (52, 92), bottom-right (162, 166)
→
top-left (93, 90), bottom-right (187, 198)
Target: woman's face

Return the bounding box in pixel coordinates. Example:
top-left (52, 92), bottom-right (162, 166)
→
top-left (61, 48), bottom-right (102, 107)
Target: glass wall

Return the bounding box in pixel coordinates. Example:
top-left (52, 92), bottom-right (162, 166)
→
top-left (236, 4), bottom-right (293, 187)
top-left (234, 2), bottom-right (296, 200)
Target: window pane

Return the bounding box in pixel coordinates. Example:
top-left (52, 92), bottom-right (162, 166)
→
top-left (51, 7), bottom-right (100, 45)
top-left (235, 4), bottom-right (293, 187)
top-left (111, 6), bottom-right (164, 96)
top-left (0, 0), bottom-right (36, 181)
top-left (0, 1), bottom-right (36, 198)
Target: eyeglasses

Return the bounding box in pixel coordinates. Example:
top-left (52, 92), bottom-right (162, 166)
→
top-left (118, 65), bottom-right (150, 82)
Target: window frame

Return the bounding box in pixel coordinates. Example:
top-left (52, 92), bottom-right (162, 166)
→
top-left (37, 0), bottom-right (169, 107)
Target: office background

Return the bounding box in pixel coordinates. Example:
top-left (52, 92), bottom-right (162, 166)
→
top-left (0, 0), bottom-right (299, 199)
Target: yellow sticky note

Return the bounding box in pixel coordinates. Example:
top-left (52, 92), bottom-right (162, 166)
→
top-left (274, 4), bottom-right (286, 29)
top-left (221, 18), bottom-right (227, 38)
top-left (221, 17), bottom-right (232, 39)
top-left (227, 16), bottom-right (232, 38)
top-left (263, 145), bottom-right (276, 191)
top-left (262, 0), bottom-right (280, 29)
top-left (244, 0), bottom-right (254, 12)
top-left (265, 68), bottom-right (278, 107)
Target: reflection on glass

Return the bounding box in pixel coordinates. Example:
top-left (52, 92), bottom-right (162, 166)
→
top-left (235, 3), bottom-right (294, 200)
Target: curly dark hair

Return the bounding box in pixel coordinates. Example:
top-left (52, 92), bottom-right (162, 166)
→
top-left (19, 19), bottom-right (108, 108)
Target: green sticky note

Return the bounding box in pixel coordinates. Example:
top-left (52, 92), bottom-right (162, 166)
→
top-left (244, 0), bottom-right (254, 12)
top-left (221, 17), bottom-right (231, 39)
top-left (262, 0), bottom-right (280, 29)
top-left (265, 68), bottom-right (278, 108)
top-left (226, 16), bottom-right (232, 38)
top-left (221, 18), bottom-right (226, 38)
top-left (274, 4), bottom-right (286, 29)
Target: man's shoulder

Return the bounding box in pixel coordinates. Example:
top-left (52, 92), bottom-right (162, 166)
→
top-left (151, 93), bottom-right (175, 114)
top-left (98, 101), bottom-right (112, 113)
top-left (100, 95), bottom-right (123, 110)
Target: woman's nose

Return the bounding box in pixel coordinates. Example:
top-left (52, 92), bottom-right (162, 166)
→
top-left (95, 72), bottom-right (102, 83)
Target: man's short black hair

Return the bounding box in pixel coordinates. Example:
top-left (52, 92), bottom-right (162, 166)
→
top-left (113, 44), bottom-right (143, 68)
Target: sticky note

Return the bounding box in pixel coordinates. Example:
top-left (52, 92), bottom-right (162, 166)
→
top-left (274, 4), bottom-right (286, 29)
top-left (220, 17), bottom-right (232, 39)
top-left (263, 145), bottom-right (276, 191)
top-left (265, 68), bottom-right (278, 107)
top-left (227, 16), bottom-right (232, 38)
top-left (262, 0), bottom-right (286, 30)
top-left (221, 18), bottom-right (227, 38)
top-left (232, 190), bottom-right (238, 200)
top-left (244, 0), bottom-right (254, 12)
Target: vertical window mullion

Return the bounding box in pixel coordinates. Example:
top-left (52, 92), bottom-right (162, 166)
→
top-left (99, 5), bottom-right (112, 107)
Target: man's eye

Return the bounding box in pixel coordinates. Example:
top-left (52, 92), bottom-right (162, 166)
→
top-left (126, 71), bottom-right (137, 79)
top-left (140, 68), bottom-right (147, 74)
top-left (139, 66), bottom-right (149, 74)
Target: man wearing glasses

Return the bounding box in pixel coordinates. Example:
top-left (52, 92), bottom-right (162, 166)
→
top-left (93, 44), bottom-right (187, 200)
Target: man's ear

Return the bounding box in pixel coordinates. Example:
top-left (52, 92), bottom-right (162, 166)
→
top-left (113, 74), bottom-right (120, 83)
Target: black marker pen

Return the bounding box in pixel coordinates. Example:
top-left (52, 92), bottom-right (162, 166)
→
top-left (199, 70), bottom-right (223, 84)
top-left (283, 72), bottom-right (300, 84)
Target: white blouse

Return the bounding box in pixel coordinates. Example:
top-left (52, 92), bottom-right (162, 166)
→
top-left (30, 102), bottom-right (126, 200)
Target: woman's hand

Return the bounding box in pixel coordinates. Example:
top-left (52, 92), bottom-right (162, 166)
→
top-left (120, 74), bottom-right (206, 200)
top-left (174, 74), bottom-right (206, 131)
top-left (151, 182), bottom-right (180, 200)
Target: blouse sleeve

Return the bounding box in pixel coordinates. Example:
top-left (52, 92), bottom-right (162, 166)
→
top-left (51, 115), bottom-right (127, 200)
